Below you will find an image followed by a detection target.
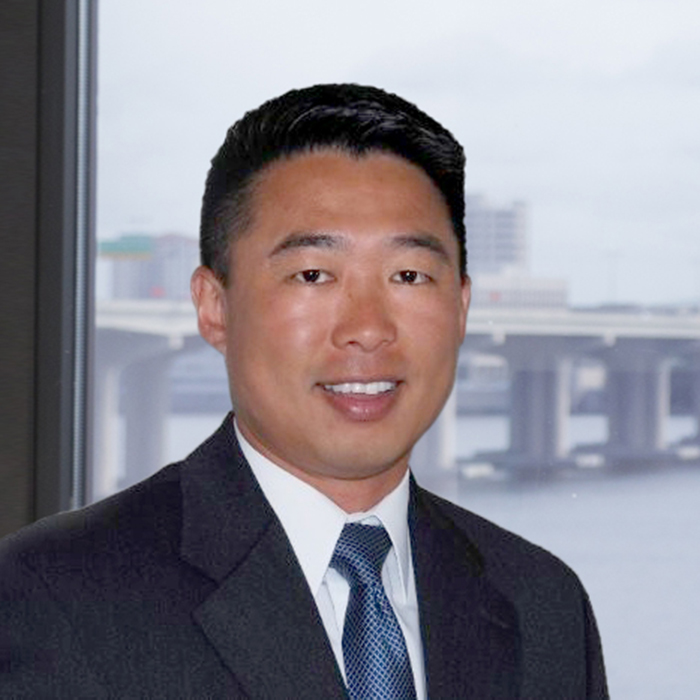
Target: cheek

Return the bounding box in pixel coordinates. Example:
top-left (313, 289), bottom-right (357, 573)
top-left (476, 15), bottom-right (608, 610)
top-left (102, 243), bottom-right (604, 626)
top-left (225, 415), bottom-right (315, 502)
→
top-left (402, 294), bottom-right (464, 345)
top-left (276, 297), bottom-right (330, 346)
top-left (228, 294), bottom-right (329, 377)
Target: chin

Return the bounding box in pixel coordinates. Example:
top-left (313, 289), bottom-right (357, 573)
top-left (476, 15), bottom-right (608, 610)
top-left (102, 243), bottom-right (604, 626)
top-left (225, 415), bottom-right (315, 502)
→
top-left (313, 440), bottom-right (413, 479)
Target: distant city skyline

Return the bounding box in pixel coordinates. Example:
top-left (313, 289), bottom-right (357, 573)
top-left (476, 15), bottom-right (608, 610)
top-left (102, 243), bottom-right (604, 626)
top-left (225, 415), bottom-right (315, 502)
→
top-left (96, 198), bottom-right (571, 310)
top-left (96, 0), bottom-right (700, 307)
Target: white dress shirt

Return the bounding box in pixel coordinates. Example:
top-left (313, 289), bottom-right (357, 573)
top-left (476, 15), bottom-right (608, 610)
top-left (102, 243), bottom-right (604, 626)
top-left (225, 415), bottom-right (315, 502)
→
top-left (235, 421), bottom-right (426, 700)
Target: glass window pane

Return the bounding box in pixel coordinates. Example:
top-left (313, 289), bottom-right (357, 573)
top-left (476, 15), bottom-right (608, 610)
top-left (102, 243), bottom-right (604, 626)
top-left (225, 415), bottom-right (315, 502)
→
top-left (94, 2), bottom-right (700, 697)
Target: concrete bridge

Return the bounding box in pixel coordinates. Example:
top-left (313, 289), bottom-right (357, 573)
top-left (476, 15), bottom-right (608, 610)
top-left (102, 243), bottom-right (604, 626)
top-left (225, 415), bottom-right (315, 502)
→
top-left (93, 300), bottom-right (700, 498)
top-left (459, 306), bottom-right (700, 475)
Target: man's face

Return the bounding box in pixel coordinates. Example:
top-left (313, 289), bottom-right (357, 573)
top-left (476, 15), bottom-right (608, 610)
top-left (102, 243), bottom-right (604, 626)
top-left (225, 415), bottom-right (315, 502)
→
top-left (193, 149), bottom-right (469, 497)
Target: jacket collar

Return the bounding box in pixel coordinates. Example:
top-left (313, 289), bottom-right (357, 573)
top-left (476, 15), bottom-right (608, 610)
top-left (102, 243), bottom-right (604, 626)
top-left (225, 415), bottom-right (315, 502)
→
top-left (178, 417), bottom-right (519, 699)
top-left (410, 479), bottom-right (521, 699)
top-left (179, 416), bottom-right (348, 699)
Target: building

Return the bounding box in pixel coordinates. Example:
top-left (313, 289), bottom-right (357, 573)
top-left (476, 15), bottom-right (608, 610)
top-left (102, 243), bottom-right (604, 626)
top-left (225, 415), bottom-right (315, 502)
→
top-left (98, 233), bottom-right (199, 300)
top-left (470, 273), bottom-right (568, 309)
top-left (465, 195), bottom-right (528, 275)
top-left (465, 195), bottom-right (568, 309)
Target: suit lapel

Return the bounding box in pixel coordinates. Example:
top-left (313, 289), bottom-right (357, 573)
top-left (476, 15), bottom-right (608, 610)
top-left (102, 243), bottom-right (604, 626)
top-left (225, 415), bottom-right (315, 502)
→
top-left (410, 482), bottom-right (521, 699)
top-left (179, 418), bottom-right (347, 699)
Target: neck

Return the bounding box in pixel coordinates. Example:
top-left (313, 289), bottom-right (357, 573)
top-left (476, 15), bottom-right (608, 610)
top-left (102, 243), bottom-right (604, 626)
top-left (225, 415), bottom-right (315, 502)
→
top-left (290, 464), bottom-right (409, 513)
top-left (235, 419), bottom-right (410, 512)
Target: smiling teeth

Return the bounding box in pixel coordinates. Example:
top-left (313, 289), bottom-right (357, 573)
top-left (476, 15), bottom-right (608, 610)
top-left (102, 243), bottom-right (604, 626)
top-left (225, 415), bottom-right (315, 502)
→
top-left (325, 381), bottom-right (396, 395)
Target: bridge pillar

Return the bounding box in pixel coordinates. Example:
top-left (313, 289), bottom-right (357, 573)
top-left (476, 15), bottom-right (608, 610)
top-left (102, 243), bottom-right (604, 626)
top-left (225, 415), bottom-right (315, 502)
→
top-left (503, 341), bottom-right (573, 472)
top-left (607, 363), bottom-right (669, 452)
top-left (91, 330), bottom-right (198, 501)
top-left (682, 348), bottom-right (700, 444)
top-left (693, 368), bottom-right (700, 441)
top-left (509, 358), bottom-right (572, 463)
top-left (410, 385), bottom-right (457, 490)
top-left (122, 354), bottom-right (173, 489)
top-left (467, 334), bottom-right (606, 475)
top-left (91, 361), bottom-right (121, 500)
top-left (462, 336), bottom-right (583, 476)
top-left (600, 339), bottom-right (672, 461)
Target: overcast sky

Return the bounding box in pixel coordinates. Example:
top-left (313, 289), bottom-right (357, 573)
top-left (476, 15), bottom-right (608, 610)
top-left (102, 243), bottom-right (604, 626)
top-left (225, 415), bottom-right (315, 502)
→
top-left (96, 0), bottom-right (700, 306)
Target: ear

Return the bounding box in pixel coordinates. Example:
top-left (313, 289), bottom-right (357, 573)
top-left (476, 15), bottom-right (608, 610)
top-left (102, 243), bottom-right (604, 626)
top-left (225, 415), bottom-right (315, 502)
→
top-left (191, 266), bottom-right (228, 354)
top-left (459, 274), bottom-right (471, 340)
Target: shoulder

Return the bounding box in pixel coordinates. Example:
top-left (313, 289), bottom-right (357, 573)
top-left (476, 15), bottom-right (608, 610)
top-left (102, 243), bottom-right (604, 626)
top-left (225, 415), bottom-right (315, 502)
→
top-left (414, 486), bottom-right (609, 697)
top-left (0, 462), bottom-right (187, 696)
top-left (0, 418), bottom-right (249, 696)
top-left (415, 486), bottom-right (586, 601)
top-left (0, 462), bottom-right (184, 590)
top-left (0, 415), bottom-right (238, 583)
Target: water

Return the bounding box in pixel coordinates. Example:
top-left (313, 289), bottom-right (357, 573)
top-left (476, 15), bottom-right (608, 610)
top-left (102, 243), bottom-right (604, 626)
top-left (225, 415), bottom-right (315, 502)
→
top-left (163, 413), bottom-right (700, 698)
top-left (455, 466), bottom-right (700, 699)
top-left (454, 413), bottom-right (697, 460)
top-left (164, 413), bottom-right (698, 465)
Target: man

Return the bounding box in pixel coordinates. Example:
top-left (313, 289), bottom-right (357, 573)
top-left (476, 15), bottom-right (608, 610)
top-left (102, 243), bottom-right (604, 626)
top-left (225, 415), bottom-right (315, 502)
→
top-left (0, 84), bottom-right (608, 698)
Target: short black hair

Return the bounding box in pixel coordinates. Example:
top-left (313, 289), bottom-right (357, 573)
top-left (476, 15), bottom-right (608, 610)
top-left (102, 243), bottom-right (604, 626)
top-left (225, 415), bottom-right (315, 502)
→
top-left (200, 83), bottom-right (467, 281)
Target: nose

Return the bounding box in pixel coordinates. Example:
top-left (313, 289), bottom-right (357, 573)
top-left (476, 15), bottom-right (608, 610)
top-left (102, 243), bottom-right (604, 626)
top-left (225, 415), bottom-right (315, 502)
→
top-left (331, 279), bottom-right (397, 352)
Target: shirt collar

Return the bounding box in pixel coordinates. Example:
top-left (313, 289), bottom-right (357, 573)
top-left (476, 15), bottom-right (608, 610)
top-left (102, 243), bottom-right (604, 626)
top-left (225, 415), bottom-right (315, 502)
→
top-left (234, 419), bottom-right (412, 598)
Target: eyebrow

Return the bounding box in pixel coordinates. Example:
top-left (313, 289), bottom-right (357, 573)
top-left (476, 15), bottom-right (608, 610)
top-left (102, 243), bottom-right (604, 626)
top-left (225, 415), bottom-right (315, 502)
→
top-left (388, 234), bottom-right (451, 263)
top-left (268, 230), bottom-right (452, 263)
top-left (269, 232), bottom-right (347, 257)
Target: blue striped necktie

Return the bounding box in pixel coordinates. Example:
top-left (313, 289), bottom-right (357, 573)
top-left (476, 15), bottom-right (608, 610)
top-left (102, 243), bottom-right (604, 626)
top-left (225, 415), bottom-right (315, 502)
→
top-left (330, 523), bottom-right (417, 700)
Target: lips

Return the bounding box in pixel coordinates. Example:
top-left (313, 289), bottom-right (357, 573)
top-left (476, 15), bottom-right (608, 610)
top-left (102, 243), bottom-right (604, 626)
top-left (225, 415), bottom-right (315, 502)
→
top-left (319, 379), bottom-right (402, 422)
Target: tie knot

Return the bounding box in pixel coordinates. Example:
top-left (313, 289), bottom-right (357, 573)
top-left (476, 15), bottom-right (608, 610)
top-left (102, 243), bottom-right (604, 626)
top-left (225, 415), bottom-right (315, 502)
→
top-left (331, 523), bottom-right (392, 588)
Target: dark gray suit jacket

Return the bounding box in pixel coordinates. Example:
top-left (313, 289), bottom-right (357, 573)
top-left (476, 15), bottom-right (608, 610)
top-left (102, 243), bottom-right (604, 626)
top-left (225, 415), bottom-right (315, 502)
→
top-left (0, 416), bottom-right (608, 698)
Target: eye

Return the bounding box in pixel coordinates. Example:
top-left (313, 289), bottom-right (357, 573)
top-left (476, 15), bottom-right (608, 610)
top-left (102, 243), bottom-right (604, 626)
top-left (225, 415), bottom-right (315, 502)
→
top-left (292, 269), bottom-right (333, 284)
top-left (392, 269), bottom-right (431, 284)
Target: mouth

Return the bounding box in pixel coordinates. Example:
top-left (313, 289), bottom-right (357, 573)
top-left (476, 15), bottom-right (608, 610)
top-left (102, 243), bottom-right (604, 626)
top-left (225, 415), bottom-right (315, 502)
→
top-left (323, 380), bottom-right (397, 396)
top-left (318, 379), bottom-right (402, 422)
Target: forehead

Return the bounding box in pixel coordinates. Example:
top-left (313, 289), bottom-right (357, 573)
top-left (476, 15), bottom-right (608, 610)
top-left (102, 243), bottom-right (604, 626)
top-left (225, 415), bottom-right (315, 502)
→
top-left (244, 148), bottom-right (453, 238)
